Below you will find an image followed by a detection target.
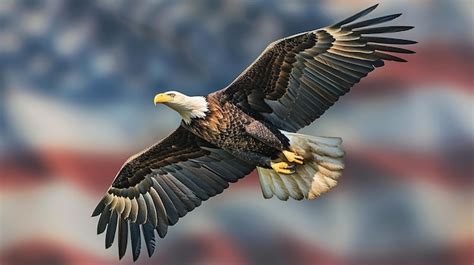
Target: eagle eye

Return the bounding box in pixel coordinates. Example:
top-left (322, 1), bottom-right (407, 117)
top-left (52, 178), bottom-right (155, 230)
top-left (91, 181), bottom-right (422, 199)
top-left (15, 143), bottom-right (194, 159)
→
top-left (167, 93), bottom-right (176, 97)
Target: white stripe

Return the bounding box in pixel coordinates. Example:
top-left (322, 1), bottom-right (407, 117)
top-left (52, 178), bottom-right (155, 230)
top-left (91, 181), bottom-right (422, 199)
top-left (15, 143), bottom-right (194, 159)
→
top-left (5, 89), bottom-right (180, 152)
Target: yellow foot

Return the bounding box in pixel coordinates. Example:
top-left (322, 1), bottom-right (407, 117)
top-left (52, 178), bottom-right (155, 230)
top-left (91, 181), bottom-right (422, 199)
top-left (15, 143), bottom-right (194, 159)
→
top-left (270, 161), bottom-right (296, 174)
top-left (282, 150), bottom-right (304, 164)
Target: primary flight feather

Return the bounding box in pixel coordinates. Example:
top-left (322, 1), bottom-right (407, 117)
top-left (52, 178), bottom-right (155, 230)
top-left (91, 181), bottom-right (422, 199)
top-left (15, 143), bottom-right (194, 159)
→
top-left (92, 4), bottom-right (415, 260)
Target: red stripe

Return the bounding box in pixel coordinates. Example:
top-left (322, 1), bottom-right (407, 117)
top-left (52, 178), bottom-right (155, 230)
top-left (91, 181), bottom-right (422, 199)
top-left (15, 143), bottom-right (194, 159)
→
top-left (2, 144), bottom-right (470, 194)
top-left (351, 44), bottom-right (474, 96)
top-left (0, 149), bottom-right (124, 193)
top-left (0, 239), bottom-right (115, 265)
top-left (452, 239), bottom-right (474, 265)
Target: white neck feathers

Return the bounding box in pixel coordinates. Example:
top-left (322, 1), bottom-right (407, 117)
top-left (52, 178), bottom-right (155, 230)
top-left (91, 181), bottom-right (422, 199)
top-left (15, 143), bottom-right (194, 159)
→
top-left (167, 95), bottom-right (208, 124)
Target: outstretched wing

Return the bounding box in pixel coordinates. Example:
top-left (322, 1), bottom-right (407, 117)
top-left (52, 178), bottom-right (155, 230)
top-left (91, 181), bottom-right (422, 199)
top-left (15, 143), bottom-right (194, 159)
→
top-left (222, 4), bottom-right (416, 132)
top-left (92, 126), bottom-right (254, 261)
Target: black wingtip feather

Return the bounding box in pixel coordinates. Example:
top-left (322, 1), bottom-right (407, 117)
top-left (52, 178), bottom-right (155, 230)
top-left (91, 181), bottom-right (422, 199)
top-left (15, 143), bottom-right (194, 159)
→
top-left (331, 4), bottom-right (379, 28)
top-left (156, 226), bottom-right (168, 238)
top-left (355, 26), bottom-right (414, 34)
top-left (135, 195), bottom-right (148, 225)
top-left (118, 219), bottom-right (128, 260)
top-left (130, 222), bottom-right (141, 262)
top-left (374, 51), bottom-right (408, 62)
top-left (105, 211), bottom-right (118, 249)
top-left (92, 200), bottom-right (105, 217)
top-left (142, 221), bottom-right (156, 257)
top-left (97, 205), bottom-right (111, 235)
top-left (362, 36), bottom-right (418, 45)
top-left (368, 44), bottom-right (415, 54)
top-left (343, 13), bottom-right (402, 30)
top-left (151, 178), bottom-right (179, 225)
top-left (373, 59), bottom-right (385, 67)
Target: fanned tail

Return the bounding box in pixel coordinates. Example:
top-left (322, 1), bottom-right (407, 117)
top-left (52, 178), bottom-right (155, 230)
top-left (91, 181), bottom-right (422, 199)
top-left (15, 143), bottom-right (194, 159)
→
top-left (257, 132), bottom-right (344, 200)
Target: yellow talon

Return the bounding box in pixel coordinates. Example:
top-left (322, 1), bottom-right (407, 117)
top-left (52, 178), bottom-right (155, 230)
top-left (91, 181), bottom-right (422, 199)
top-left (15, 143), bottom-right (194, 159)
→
top-left (271, 161), bottom-right (295, 174)
top-left (282, 150), bottom-right (304, 164)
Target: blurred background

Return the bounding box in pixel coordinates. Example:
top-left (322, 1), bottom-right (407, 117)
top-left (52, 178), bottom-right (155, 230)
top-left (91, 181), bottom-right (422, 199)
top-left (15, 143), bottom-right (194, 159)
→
top-left (0, 0), bottom-right (473, 264)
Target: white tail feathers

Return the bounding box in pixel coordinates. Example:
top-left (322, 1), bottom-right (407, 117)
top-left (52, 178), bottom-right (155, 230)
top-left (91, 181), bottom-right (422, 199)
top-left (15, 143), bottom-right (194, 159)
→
top-left (257, 132), bottom-right (344, 200)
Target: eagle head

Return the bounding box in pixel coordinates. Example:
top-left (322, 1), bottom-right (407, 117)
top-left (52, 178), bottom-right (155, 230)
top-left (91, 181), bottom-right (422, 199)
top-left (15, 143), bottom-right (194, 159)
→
top-left (154, 91), bottom-right (208, 124)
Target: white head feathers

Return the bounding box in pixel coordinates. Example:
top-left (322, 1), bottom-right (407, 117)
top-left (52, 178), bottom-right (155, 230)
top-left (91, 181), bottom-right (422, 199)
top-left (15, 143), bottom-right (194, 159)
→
top-left (155, 91), bottom-right (208, 124)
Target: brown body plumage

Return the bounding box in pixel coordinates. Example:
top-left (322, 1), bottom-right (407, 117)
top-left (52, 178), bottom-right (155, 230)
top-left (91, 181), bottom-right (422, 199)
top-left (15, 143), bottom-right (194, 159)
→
top-left (92, 4), bottom-right (415, 261)
top-left (184, 91), bottom-right (289, 160)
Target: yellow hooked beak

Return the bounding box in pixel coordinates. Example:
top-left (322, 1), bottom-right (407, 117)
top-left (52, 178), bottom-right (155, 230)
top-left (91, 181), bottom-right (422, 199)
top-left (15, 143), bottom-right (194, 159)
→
top-left (154, 93), bottom-right (173, 105)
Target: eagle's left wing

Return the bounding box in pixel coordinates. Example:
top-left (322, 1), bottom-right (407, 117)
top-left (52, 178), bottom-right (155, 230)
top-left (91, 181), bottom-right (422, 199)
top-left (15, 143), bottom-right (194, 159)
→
top-left (92, 126), bottom-right (254, 260)
top-left (222, 4), bottom-right (415, 132)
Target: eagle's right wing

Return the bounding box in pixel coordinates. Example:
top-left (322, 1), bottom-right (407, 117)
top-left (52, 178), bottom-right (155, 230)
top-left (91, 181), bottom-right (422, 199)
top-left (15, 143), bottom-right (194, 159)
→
top-left (222, 4), bottom-right (415, 132)
top-left (92, 126), bottom-right (255, 261)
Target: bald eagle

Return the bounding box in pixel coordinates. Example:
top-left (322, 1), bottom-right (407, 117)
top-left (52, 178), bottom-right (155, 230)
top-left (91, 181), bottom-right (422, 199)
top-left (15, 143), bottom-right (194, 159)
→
top-left (92, 4), bottom-right (415, 260)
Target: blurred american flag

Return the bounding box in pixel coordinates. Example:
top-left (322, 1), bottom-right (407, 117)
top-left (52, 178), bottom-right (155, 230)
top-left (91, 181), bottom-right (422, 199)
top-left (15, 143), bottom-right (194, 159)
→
top-left (1, 1), bottom-right (473, 265)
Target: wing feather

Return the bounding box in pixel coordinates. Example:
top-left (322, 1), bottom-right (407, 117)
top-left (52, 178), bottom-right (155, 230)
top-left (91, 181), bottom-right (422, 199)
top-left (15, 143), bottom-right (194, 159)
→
top-left (331, 4), bottom-right (379, 28)
top-left (135, 194), bottom-right (147, 224)
top-left (143, 193), bottom-right (158, 228)
top-left (151, 177), bottom-right (179, 225)
top-left (222, 4), bottom-right (415, 131)
top-left (129, 221), bottom-right (141, 261)
top-left (141, 221), bottom-right (156, 257)
top-left (92, 126), bottom-right (254, 260)
top-left (129, 198), bottom-right (139, 223)
top-left (105, 211), bottom-right (118, 249)
top-left (118, 218), bottom-right (128, 260)
top-left (147, 187), bottom-right (168, 238)
top-left (97, 204), bottom-right (111, 235)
